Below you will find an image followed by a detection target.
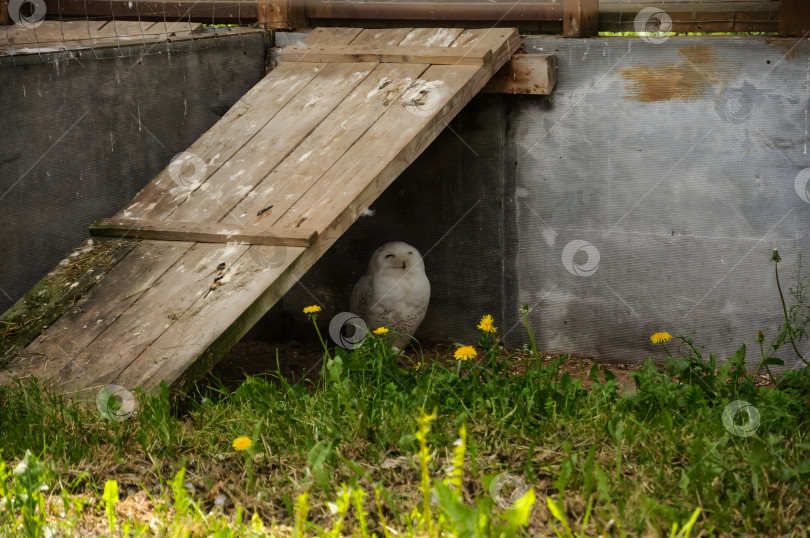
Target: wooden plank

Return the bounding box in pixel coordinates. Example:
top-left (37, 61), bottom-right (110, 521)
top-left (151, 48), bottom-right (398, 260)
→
top-left (54, 241), bottom-right (250, 391)
top-left (305, 1), bottom-right (563, 21)
top-left (44, 0), bottom-right (258, 23)
top-left (303, 27), bottom-right (363, 46)
top-left (482, 54), bottom-right (557, 95)
top-left (7, 26), bottom-right (522, 397)
top-left (564, 0), bottom-right (599, 37)
top-left (399, 28), bottom-right (465, 47)
top-left (780, 0), bottom-right (810, 36)
top-left (111, 245), bottom-right (304, 393)
top-left (0, 241), bottom-right (189, 386)
top-left (0, 238), bottom-right (136, 368)
top-left (37, 26), bottom-right (367, 394)
top-left (230, 61), bottom-right (431, 226)
top-left (231, 27), bottom-right (463, 227)
top-left (0, 21), bottom-right (203, 50)
top-left (280, 44), bottom-right (492, 65)
top-left (274, 28), bottom-right (520, 235)
top-left (116, 61), bottom-right (327, 221)
top-left (89, 218), bottom-right (318, 247)
top-left (120, 27), bottom-right (523, 395)
top-left (167, 61), bottom-right (376, 224)
top-left (349, 27), bottom-right (415, 47)
top-left (107, 24), bottom-right (495, 394)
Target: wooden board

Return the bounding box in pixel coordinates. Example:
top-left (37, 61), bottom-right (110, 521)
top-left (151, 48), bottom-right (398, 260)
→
top-left (0, 27), bottom-right (522, 398)
top-left (279, 44), bottom-right (493, 64)
top-left (89, 218), bottom-right (318, 247)
top-left (0, 21), bottom-right (203, 55)
top-left (482, 54), bottom-right (557, 95)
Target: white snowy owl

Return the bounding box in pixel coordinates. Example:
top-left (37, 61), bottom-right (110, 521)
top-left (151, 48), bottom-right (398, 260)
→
top-left (350, 242), bottom-right (431, 348)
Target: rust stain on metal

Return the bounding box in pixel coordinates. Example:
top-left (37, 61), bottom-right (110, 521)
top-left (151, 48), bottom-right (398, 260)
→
top-left (763, 38), bottom-right (802, 61)
top-left (620, 44), bottom-right (733, 102)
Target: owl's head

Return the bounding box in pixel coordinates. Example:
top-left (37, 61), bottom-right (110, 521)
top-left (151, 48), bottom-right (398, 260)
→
top-left (368, 242), bottom-right (424, 274)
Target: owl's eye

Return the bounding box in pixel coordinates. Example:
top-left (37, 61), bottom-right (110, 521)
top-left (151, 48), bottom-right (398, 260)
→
top-left (385, 254), bottom-right (395, 259)
top-left (408, 252), bottom-right (413, 255)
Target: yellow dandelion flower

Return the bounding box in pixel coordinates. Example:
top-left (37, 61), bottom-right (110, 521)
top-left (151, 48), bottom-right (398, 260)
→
top-left (454, 345), bottom-right (477, 361)
top-left (650, 332), bottom-right (673, 344)
top-left (373, 327), bottom-right (389, 335)
top-left (232, 436), bottom-right (252, 451)
top-left (302, 305), bottom-right (322, 315)
top-left (477, 314), bottom-right (497, 333)
top-left (415, 361), bottom-right (422, 371)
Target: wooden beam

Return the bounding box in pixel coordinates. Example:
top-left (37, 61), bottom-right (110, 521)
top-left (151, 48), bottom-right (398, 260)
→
top-left (780, 0), bottom-right (810, 36)
top-left (482, 54), bottom-right (556, 95)
top-left (305, 1), bottom-right (563, 21)
top-left (564, 0), bottom-right (599, 37)
top-left (599, 1), bottom-right (778, 33)
top-left (279, 44), bottom-right (492, 64)
top-left (44, 0), bottom-right (258, 23)
top-left (257, 0), bottom-right (308, 30)
top-left (89, 218), bottom-right (318, 247)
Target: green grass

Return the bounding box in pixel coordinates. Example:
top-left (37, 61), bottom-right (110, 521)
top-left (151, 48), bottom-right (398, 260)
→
top-left (0, 323), bottom-right (808, 536)
top-left (0, 251), bottom-right (808, 536)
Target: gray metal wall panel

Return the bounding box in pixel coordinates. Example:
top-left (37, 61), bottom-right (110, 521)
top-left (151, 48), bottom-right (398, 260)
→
top-left (0, 33), bottom-right (268, 315)
top-left (512, 36), bottom-right (809, 368)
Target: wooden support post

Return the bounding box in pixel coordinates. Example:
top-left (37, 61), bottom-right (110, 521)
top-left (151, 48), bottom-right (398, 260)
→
top-left (563, 0), bottom-right (599, 37)
top-left (1, 1), bottom-right (10, 25)
top-left (482, 54), bottom-right (557, 95)
top-left (258, 0), bottom-right (308, 31)
top-left (780, 0), bottom-right (810, 37)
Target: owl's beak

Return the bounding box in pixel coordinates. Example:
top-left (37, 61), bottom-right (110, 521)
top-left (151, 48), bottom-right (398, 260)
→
top-left (401, 261), bottom-right (407, 269)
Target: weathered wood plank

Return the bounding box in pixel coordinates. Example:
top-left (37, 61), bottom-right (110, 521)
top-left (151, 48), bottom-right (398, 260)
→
top-left (280, 44), bottom-right (492, 65)
top-left (0, 239), bottom-right (136, 369)
top-left (109, 24), bottom-right (479, 395)
top-left (303, 27), bottom-right (364, 46)
top-left (5, 26), bottom-right (522, 398)
top-left (168, 61), bottom-right (376, 224)
top-left (349, 28), bottom-right (415, 47)
top-left (90, 218), bottom-right (318, 247)
top-left (0, 240), bottom-right (187, 385)
top-left (400, 28), bottom-right (465, 47)
top-left (482, 54), bottom-right (557, 95)
top-left (112, 245), bottom-right (304, 393)
top-left (55, 242), bottom-right (249, 391)
top-left (0, 21), bottom-right (203, 51)
top-left (231, 61), bottom-right (430, 226)
top-left (116, 61), bottom-right (327, 222)
top-left (275, 28), bottom-right (521, 235)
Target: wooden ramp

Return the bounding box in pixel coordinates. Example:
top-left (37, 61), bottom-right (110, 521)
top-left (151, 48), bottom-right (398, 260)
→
top-left (0, 27), bottom-right (520, 397)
